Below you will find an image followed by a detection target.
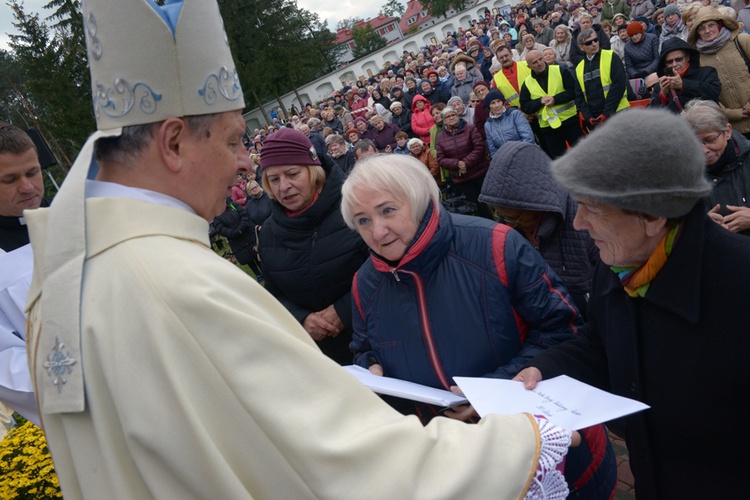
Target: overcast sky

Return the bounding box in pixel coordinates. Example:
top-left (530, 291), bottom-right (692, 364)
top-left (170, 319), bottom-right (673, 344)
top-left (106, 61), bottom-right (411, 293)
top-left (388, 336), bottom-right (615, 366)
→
top-left (0, 0), bottom-right (391, 51)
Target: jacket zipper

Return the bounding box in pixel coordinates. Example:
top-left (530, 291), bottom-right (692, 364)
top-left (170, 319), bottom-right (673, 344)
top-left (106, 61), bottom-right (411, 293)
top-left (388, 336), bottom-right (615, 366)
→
top-left (398, 268), bottom-right (451, 390)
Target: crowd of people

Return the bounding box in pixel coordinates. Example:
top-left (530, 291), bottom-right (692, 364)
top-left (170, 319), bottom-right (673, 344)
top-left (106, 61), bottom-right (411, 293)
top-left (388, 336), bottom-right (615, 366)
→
top-left (1, 0), bottom-right (750, 498)
top-left (241, 0), bottom-right (748, 219)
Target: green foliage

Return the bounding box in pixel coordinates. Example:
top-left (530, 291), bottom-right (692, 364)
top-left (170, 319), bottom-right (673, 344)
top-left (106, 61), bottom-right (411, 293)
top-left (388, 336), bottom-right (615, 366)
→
top-left (218, 0), bottom-right (343, 112)
top-left (352, 25), bottom-right (387, 59)
top-left (336, 17), bottom-right (362, 31)
top-left (380, 0), bottom-right (406, 18)
top-left (421, 0), bottom-right (468, 18)
top-left (5, 0), bottom-right (94, 178)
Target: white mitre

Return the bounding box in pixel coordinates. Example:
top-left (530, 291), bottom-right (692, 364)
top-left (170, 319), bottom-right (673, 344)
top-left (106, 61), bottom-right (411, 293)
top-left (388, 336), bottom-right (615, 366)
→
top-left (28, 0), bottom-right (245, 414)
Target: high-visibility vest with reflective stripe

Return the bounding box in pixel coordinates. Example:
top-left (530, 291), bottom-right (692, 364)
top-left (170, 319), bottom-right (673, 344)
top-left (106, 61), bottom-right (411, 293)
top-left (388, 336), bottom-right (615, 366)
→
top-left (523, 65), bottom-right (578, 128)
top-left (575, 50), bottom-right (629, 113)
top-left (493, 61), bottom-right (531, 107)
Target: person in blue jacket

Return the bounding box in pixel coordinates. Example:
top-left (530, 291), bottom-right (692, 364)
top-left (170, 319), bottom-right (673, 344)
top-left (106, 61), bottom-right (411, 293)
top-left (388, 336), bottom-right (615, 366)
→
top-left (341, 153), bottom-right (617, 499)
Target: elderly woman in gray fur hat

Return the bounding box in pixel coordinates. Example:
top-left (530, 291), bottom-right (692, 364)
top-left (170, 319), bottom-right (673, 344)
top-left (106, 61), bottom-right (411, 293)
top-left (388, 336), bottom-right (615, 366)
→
top-left (515, 108), bottom-right (750, 499)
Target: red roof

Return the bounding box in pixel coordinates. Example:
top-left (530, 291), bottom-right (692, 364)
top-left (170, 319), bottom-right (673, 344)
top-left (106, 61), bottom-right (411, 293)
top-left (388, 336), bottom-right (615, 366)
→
top-left (398, 0), bottom-right (433, 35)
top-left (335, 14), bottom-right (400, 45)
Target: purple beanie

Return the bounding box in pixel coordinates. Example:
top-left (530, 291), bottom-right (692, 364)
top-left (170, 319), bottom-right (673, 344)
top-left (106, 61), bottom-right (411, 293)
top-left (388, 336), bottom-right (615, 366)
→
top-left (259, 128), bottom-right (320, 170)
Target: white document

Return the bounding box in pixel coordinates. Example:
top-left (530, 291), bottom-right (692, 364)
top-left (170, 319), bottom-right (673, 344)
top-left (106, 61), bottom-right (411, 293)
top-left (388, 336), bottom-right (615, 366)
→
top-left (343, 365), bottom-right (468, 407)
top-left (454, 375), bottom-right (650, 430)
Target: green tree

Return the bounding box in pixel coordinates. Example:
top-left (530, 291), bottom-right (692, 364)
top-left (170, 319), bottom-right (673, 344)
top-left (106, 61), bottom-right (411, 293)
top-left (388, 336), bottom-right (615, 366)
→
top-left (7, 0), bottom-right (93, 188)
top-left (420, 0), bottom-right (469, 18)
top-left (351, 24), bottom-right (387, 59)
top-left (380, 0), bottom-right (406, 18)
top-left (219, 0), bottom-right (343, 117)
top-left (336, 17), bottom-right (362, 31)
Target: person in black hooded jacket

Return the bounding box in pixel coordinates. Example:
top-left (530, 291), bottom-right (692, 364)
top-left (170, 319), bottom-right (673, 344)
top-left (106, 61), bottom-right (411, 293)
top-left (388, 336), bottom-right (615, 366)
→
top-left (648, 36), bottom-right (721, 113)
top-left (479, 141), bottom-right (597, 315)
top-left (257, 128), bottom-right (369, 364)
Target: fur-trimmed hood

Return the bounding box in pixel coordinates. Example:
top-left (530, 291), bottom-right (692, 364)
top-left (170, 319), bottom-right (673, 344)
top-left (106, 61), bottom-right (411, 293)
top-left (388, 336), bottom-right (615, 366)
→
top-left (687, 6), bottom-right (740, 46)
top-left (450, 54), bottom-right (478, 73)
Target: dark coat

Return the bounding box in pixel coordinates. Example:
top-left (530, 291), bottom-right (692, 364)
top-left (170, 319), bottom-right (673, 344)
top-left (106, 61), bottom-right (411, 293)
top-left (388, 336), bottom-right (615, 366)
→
top-left (245, 192), bottom-right (273, 226)
top-left (0, 199), bottom-right (49, 252)
top-left (479, 142), bottom-right (598, 313)
top-left (371, 122), bottom-right (401, 151)
top-left (649, 37), bottom-right (721, 113)
top-left (258, 165), bottom-right (370, 364)
top-left (435, 119), bottom-right (488, 184)
top-left (213, 200), bottom-right (258, 265)
top-left (624, 32), bottom-right (660, 78)
top-left (391, 107), bottom-right (415, 137)
top-left (331, 149), bottom-right (356, 174)
top-left (704, 132), bottom-right (750, 237)
top-left (575, 50), bottom-right (628, 119)
top-left (529, 202), bottom-right (750, 499)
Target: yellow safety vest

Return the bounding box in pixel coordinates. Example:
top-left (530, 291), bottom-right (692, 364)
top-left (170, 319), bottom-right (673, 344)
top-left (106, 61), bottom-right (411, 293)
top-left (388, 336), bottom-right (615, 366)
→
top-left (523, 65), bottom-right (578, 129)
top-left (493, 61), bottom-right (531, 107)
top-left (575, 50), bottom-right (629, 113)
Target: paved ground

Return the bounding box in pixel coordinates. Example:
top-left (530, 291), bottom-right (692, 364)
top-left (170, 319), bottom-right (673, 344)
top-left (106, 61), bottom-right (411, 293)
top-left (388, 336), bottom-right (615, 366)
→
top-left (609, 432), bottom-right (636, 500)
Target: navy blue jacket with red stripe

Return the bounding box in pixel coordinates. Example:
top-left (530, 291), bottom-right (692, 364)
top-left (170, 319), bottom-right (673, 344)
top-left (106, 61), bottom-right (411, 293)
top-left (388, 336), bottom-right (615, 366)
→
top-left (351, 202), bottom-right (583, 388)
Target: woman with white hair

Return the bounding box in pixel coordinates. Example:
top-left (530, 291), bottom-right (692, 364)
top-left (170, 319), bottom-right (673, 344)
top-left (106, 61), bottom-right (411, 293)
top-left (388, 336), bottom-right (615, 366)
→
top-left (447, 95), bottom-right (475, 125)
top-left (683, 99), bottom-right (750, 235)
top-left (550, 25), bottom-right (575, 68)
top-left (341, 153), bottom-right (617, 498)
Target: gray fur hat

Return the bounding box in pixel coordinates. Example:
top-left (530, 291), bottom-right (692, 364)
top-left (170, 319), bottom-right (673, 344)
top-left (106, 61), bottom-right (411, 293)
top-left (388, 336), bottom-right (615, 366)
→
top-left (550, 108), bottom-right (711, 218)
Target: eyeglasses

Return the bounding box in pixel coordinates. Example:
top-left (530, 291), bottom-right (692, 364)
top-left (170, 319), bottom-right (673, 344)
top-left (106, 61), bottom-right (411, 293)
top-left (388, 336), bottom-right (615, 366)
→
top-left (492, 209), bottom-right (524, 227)
top-left (664, 55), bottom-right (685, 66)
top-left (470, 99), bottom-right (480, 103)
top-left (699, 131), bottom-right (725, 146)
top-left (443, 113), bottom-right (458, 118)
top-left (582, 37), bottom-right (599, 46)
top-left (697, 21), bottom-right (719, 34)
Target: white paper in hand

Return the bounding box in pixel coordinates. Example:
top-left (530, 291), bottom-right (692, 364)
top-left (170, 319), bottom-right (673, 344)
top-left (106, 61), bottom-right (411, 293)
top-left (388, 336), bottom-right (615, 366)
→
top-left (454, 375), bottom-right (649, 430)
top-left (343, 365), bottom-right (468, 407)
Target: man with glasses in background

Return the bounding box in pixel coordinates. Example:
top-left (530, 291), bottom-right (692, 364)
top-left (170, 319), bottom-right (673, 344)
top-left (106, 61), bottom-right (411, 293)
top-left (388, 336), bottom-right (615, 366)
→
top-left (648, 37), bottom-right (721, 113)
top-left (574, 28), bottom-right (629, 131)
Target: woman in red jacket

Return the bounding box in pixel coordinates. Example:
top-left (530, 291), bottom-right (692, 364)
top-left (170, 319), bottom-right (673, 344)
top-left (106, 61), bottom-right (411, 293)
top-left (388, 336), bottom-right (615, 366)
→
top-left (410, 95), bottom-right (435, 145)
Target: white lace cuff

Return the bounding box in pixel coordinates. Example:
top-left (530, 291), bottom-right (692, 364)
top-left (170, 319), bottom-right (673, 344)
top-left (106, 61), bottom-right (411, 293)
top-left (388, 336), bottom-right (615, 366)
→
top-left (523, 416), bottom-right (571, 500)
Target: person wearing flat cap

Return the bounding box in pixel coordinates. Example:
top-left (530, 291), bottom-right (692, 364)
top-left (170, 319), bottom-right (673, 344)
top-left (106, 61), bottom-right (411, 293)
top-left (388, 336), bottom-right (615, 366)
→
top-left (515, 108), bottom-right (750, 499)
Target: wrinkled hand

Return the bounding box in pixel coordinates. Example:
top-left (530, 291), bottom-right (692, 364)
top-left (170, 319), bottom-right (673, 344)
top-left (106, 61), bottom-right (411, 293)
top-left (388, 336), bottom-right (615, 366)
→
top-left (369, 363), bottom-right (384, 376)
top-left (513, 366), bottom-right (543, 390)
top-left (457, 160), bottom-right (467, 175)
top-left (540, 96), bottom-right (555, 106)
top-left (318, 304), bottom-right (344, 337)
top-left (443, 386), bottom-right (478, 421)
top-left (723, 205), bottom-right (750, 233)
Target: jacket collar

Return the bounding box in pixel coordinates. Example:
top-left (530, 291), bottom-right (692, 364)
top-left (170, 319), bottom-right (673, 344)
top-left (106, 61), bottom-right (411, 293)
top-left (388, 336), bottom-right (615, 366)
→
top-left (371, 202), bottom-right (452, 276)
